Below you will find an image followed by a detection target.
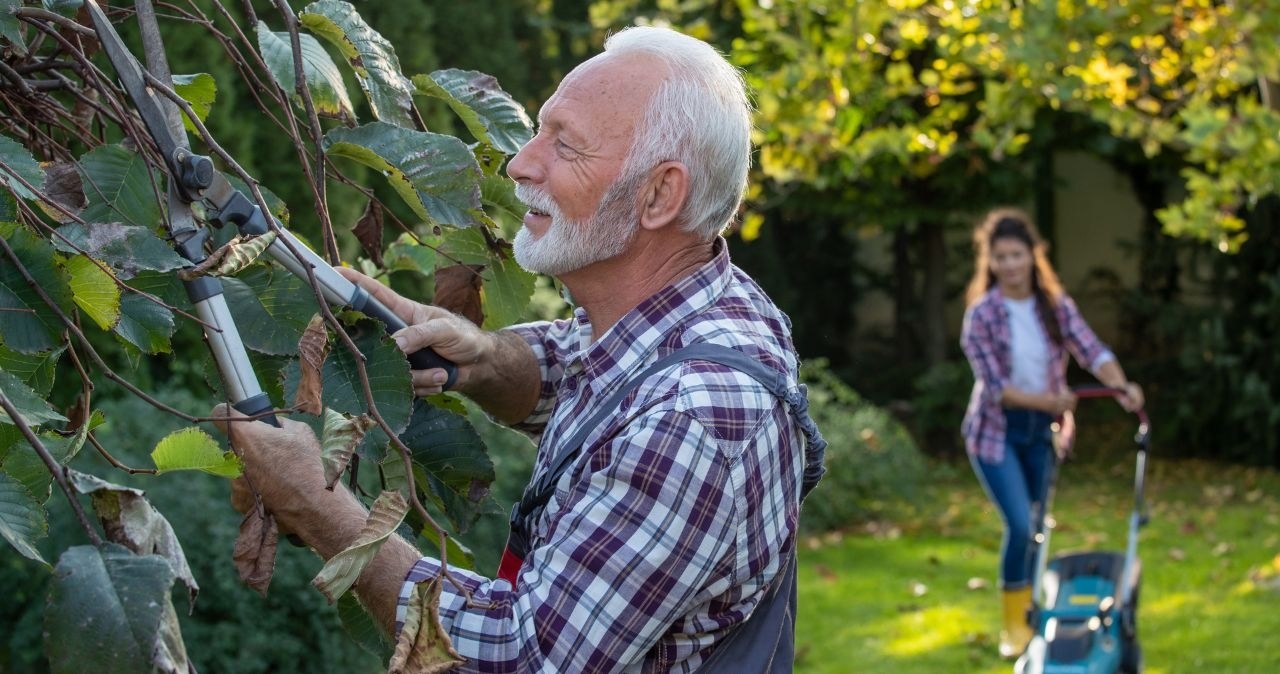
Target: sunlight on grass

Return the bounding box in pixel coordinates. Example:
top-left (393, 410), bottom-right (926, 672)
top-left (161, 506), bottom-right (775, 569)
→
top-left (883, 605), bottom-right (982, 656)
top-left (797, 459), bottom-right (1280, 673)
top-left (1144, 591), bottom-right (1192, 615)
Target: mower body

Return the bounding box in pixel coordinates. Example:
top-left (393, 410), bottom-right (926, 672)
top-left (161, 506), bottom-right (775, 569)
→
top-left (1017, 551), bottom-right (1140, 674)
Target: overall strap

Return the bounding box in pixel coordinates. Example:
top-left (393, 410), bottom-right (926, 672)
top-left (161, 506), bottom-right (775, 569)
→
top-left (516, 343), bottom-right (825, 537)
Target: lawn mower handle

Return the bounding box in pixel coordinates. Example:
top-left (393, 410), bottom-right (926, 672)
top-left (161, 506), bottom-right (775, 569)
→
top-left (1070, 385), bottom-right (1150, 447)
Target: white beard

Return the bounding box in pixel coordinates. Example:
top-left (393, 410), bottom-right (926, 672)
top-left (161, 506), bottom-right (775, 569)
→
top-left (513, 177), bottom-right (640, 276)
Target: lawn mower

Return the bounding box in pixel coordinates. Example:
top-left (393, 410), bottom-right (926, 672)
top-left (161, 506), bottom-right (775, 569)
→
top-left (1015, 386), bottom-right (1150, 674)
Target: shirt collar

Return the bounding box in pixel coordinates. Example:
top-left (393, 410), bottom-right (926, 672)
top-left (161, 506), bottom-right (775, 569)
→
top-left (564, 237), bottom-right (732, 386)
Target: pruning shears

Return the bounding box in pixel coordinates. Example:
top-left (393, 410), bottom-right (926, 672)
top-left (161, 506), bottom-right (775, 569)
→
top-left (83, 1), bottom-right (457, 425)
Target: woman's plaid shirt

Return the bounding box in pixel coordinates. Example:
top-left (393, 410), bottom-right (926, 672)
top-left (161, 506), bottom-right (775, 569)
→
top-left (397, 239), bottom-right (806, 673)
top-left (960, 287), bottom-right (1114, 463)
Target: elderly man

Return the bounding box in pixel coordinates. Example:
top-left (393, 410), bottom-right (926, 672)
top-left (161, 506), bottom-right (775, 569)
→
top-left (215, 26), bottom-right (824, 673)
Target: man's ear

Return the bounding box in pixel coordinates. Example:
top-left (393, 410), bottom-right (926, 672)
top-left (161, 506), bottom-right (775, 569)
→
top-left (639, 161), bottom-right (690, 232)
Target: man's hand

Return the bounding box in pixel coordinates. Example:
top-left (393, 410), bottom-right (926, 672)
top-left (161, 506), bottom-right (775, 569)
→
top-left (337, 267), bottom-right (491, 397)
top-left (211, 404), bottom-right (365, 557)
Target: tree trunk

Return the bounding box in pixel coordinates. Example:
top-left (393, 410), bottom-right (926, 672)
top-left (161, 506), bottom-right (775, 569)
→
top-left (892, 227), bottom-right (917, 362)
top-left (920, 220), bottom-right (947, 368)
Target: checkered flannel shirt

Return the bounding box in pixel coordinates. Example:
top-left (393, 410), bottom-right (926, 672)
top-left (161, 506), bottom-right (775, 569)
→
top-left (396, 238), bottom-right (805, 673)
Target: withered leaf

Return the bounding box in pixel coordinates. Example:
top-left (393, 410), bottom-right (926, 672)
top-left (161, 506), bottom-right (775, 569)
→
top-left (433, 264), bottom-right (484, 326)
top-left (234, 505), bottom-right (279, 597)
top-left (312, 490), bottom-right (409, 602)
top-left (293, 314), bottom-right (330, 415)
top-left (68, 470), bottom-right (202, 609)
top-left (40, 161), bottom-right (86, 221)
top-left (389, 577), bottom-right (465, 674)
top-left (320, 408), bottom-right (375, 490)
top-left (178, 231), bottom-right (277, 280)
top-left (353, 200), bottom-right (384, 267)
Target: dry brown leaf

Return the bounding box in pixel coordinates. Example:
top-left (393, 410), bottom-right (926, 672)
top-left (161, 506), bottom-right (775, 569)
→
top-left (234, 505), bottom-right (279, 597)
top-left (294, 314), bottom-right (330, 415)
top-left (321, 409), bottom-right (375, 490)
top-left (433, 264), bottom-right (485, 326)
top-left (40, 161), bottom-right (86, 221)
top-left (313, 490), bottom-right (409, 602)
top-left (353, 200), bottom-right (384, 267)
top-left (388, 577), bottom-right (465, 674)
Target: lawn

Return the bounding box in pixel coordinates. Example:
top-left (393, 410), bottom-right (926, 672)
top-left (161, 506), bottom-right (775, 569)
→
top-left (794, 456), bottom-right (1280, 674)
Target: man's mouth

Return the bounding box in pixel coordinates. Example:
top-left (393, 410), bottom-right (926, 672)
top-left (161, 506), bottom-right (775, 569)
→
top-left (528, 207), bottom-right (549, 217)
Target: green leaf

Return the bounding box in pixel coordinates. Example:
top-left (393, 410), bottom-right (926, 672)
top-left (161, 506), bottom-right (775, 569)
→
top-left (282, 321), bottom-right (412, 459)
top-left (1, 1), bottom-right (26, 55)
top-left (69, 470), bottom-right (200, 604)
top-left (172, 73), bottom-right (217, 136)
top-left (338, 592), bottom-right (392, 658)
top-left (412, 70), bottom-right (533, 155)
top-left (0, 343), bottom-right (64, 397)
top-left (479, 253), bottom-right (536, 331)
top-left (3, 434), bottom-right (54, 500)
top-left (222, 267), bottom-right (315, 356)
top-left (313, 489), bottom-right (408, 601)
top-left (257, 21), bottom-right (355, 122)
top-left (0, 134), bottom-right (40, 198)
top-left (77, 144), bottom-right (162, 230)
top-left (45, 543), bottom-right (190, 674)
top-left (324, 122), bottom-right (483, 228)
top-left (150, 427), bottom-right (242, 478)
top-left (114, 272), bottom-right (178, 354)
top-left (417, 521), bottom-right (476, 571)
top-left (383, 234), bottom-right (438, 274)
top-left (481, 173), bottom-right (527, 236)
top-left (437, 225), bottom-right (490, 266)
top-left (0, 221), bottom-right (72, 353)
top-left (51, 222), bottom-right (187, 279)
top-left (299, 0), bottom-right (418, 128)
top-left (42, 0), bottom-right (83, 17)
top-left (63, 255), bottom-right (121, 330)
top-left (0, 368), bottom-right (67, 427)
top-left (397, 400), bottom-right (493, 532)
top-left (0, 471), bottom-right (46, 564)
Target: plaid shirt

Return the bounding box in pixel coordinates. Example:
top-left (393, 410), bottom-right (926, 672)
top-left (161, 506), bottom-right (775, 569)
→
top-left (960, 287), bottom-right (1114, 463)
top-left (397, 238), bottom-right (805, 673)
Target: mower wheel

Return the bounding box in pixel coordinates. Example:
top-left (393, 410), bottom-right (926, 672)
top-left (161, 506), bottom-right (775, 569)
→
top-left (1120, 640), bottom-right (1143, 674)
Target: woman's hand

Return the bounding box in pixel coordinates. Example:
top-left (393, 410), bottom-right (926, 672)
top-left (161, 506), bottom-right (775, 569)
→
top-left (1042, 390), bottom-right (1077, 416)
top-left (1117, 382), bottom-right (1144, 412)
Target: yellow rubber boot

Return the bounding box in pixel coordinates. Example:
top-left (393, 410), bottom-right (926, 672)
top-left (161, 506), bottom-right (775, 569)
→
top-left (999, 587), bottom-right (1034, 659)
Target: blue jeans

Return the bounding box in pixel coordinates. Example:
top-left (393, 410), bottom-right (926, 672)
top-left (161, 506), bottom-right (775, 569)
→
top-left (971, 409), bottom-right (1055, 589)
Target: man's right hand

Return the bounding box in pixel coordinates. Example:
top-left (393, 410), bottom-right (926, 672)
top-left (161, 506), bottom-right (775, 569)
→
top-left (337, 267), bottom-right (492, 397)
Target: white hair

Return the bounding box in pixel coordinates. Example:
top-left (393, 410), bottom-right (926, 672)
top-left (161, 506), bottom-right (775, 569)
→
top-left (603, 26), bottom-right (753, 241)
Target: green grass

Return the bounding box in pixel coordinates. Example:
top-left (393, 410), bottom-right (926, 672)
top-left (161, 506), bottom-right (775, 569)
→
top-left (795, 457), bottom-right (1280, 674)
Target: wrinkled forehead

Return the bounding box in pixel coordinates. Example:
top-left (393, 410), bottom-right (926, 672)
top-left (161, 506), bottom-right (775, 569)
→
top-left (537, 51), bottom-right (667, 136)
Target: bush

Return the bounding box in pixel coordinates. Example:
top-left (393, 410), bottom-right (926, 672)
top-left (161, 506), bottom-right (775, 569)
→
top-left (800, 360), bottom-right (929, 533)
top-left (0, 386), bottom-right (383, 674)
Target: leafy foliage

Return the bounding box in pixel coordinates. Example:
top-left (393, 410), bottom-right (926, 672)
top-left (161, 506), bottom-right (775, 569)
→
top-left (0, 0), bottom-right (534, 668)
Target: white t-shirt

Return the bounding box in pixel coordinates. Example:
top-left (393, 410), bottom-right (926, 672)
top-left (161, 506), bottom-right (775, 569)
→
top-left (1004, 296), bottom-right (1050, 394)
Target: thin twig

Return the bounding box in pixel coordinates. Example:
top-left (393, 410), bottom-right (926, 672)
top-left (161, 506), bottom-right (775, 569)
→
top-left (0, 394), bottom-right (103, 547)
top-left (0, 236), bottom-right (201, 422)
top-left (273, 0), bottom-right (340, 264)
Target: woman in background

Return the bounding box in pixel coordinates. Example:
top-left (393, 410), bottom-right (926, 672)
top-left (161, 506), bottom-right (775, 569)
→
top-left (960, 208), bottom-right (1143, 659)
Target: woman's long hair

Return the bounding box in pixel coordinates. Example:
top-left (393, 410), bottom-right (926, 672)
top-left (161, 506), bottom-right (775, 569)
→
top-left (965, 208), bottom-right (1065, 347)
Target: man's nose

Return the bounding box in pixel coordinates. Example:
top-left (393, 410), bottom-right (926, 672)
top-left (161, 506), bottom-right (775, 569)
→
top-left (507, 136), bottom-right (542, 184)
